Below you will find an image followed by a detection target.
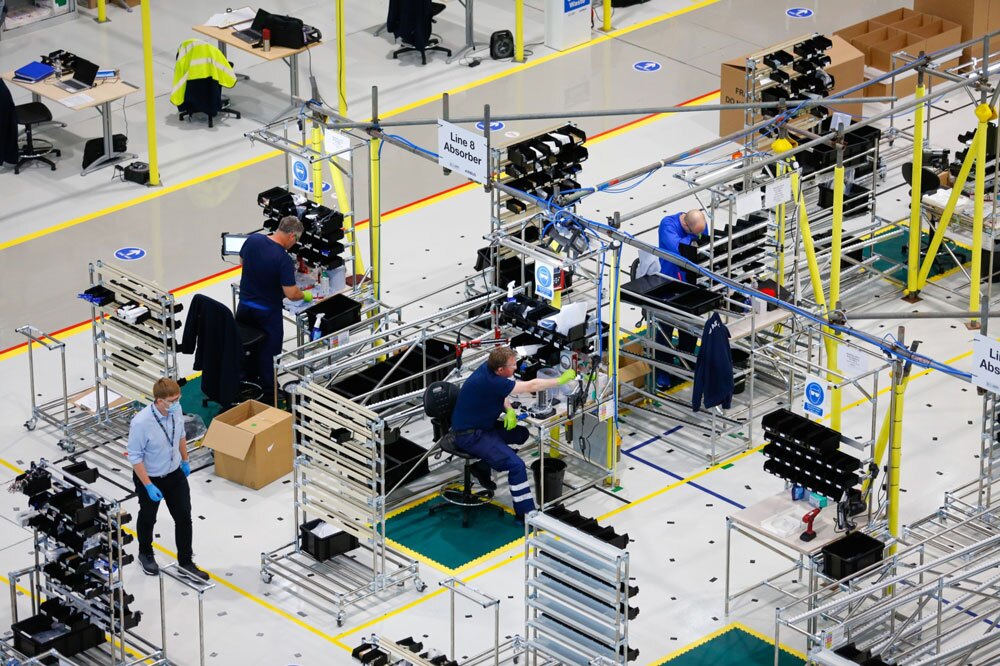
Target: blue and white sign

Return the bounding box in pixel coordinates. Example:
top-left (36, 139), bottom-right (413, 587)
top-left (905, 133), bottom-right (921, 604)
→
top-left (803, 374), bottom-right (828, 419)
top-left (535, 262), bottom-right (556, 301)
top-left (786, 7), bottom-right (814, 18)
top-left (564, 0), bottom-right (589, 11)
top-left (633, 61), bottom-right (662, 73)
top-left (290, 156), bottom-right (332, 195)
top-left (114, 247), bottom-right (146, 261)
top-left (476, 121), bottom-right (505, 132)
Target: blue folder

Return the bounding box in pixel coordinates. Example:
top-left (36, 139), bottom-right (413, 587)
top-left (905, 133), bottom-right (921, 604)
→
top-left (13, 61), bottom-right (55, 83)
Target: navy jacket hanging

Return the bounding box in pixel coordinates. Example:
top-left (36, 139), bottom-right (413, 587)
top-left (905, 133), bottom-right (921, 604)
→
top-left (180, 295), bottom-right (243, 407)
top-left (692, 312), bottom-right (734, 412)
top-left (0, 80), bottom-right (18, 166)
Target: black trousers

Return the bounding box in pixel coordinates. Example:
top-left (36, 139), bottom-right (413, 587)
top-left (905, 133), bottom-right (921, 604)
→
top-left (235, 304), bottom-right (283, 394)
top-left (133, 468), bottom-right (193, 564)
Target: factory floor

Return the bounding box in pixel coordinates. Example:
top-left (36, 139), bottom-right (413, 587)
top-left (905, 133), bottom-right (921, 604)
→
top-left (1, 0), bottom-right (993, 664)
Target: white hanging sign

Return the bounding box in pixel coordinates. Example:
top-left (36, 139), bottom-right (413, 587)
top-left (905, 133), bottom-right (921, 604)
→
top-left (437, 120), bottom-right (488, 184)
top-left (972, 334), bottom-right (1000, 394)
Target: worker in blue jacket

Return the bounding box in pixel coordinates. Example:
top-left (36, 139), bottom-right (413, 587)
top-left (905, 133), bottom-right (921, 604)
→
top-left (656, 209), bottom-right (708, 388)
top-left (450, 347), bottom-right (576, 521)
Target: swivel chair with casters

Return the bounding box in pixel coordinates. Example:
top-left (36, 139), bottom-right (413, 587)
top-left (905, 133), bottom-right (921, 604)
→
top-left (388, 0), bottom-right (451, 65)
top-left (178, 78), bottom-right (241, 128)
top-left (172, 39), bottom-right (240, 128)
top-left (423, 381), bottom-right (499, 528)
top-left (15, 103), bottom-right (60, 174)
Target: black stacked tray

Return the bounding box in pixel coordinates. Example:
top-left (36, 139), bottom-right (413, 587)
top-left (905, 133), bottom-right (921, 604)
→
top-left (621, 274), bottom-right (723, 315)
top-left (761, 408), bottom-right (859, 500)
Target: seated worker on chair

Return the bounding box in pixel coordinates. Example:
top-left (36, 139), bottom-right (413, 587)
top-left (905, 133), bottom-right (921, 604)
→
top-left (656, 209), bottom-right (708, 389)
top-left (236, 216), bottom-right (313, 399)
top-left (450, 347), bottom-right (576, 521)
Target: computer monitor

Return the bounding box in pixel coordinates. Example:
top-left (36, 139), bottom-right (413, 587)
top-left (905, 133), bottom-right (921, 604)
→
top-left (221, 233), bottom-right (251, 257)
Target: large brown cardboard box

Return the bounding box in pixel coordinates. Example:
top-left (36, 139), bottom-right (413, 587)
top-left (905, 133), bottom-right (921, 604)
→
top-left (203, 400), bottom-right (293, 490)
top-left (719, 35), bottom-right (864, 137)
top-left (915, 0), bottom-right (1000, 61)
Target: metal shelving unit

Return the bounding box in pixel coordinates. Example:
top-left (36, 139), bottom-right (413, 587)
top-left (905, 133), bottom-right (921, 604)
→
top-left (523, 512), bottom-right (637, 666)
top-left (260, 381), bottom-right (423, 627)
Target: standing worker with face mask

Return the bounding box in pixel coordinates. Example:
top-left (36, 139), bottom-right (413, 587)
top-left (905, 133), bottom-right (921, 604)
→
top-left (127, 378), bottom-right (209, 582)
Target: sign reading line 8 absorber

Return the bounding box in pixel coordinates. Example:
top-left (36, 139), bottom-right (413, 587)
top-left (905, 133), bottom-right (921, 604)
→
top-left (437, 120), bottom-right (488, 184)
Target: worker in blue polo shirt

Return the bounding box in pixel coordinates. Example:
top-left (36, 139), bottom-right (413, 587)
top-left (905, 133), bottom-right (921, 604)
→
top-left (656, 209), bottom-right (708, 388)
top-left (127, 378), bottom-right (208, 582)
top-left (236, 216), bottom-right (313, 398)
top-left (450, 347), bottom-right (576, 520)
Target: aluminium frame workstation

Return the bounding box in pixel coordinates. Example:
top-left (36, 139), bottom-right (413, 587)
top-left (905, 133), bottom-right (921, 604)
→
top-left (18, 259), bottom-right (185, 491)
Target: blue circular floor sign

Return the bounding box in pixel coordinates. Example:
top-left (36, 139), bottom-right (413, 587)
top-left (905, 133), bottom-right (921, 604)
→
top-left (114, 247), bottom-right (146, 261)
top-left (786, 7), bottom-right (814, 18)
top-left (476, 121), bottom-right (505, 132)
top-left (634, 61), bottom-right (662, 72)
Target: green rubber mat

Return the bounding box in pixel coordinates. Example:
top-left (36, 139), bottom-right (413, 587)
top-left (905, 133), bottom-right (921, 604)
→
top-left (657, 625), bottom-right (805, 666)
top-left (385, 495), bottom-right (524, 572)
top-left (866, 228), bottom-right (969, 283)
top-left (179, 374), bottom-right (223, 424)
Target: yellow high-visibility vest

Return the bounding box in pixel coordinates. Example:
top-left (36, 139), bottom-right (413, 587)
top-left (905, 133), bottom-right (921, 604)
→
top-left (170, 39), bottom-right (236, 106)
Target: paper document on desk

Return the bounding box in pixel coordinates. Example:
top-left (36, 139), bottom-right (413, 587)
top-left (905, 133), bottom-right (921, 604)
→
top-left (59, 93), bottom-right (94, 108)
top-left (74, 387), bottom-right (122, 412)
top-left (204, 6), bottom-right (255, 27)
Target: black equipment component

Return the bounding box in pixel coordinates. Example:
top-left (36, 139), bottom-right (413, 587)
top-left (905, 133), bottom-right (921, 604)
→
top-left (489, 29), bottom-right (514, 59)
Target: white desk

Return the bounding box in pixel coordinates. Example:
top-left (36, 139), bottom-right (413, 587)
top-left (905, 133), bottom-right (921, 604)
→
top-left (3, 71), bottom-right (139, 175)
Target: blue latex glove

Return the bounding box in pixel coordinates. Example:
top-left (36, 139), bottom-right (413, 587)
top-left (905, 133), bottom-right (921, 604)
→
top-left (180, 461), bottom-right (190, 477)
top-left (145, 483), bottom-right (163, 502)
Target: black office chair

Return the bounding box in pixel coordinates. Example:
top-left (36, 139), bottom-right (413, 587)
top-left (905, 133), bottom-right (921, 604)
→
top-left (423, 381), bottom-right (496, 527)
top-left (14, 103), bottom-right (60, 174)
top-left (900, 162), bottom-right (969, 276)
top-left (902, 162), bottom-right (941, 198)
top-left (178, 78), bottom-right (241, 128)
top-left (388, 0), bottom-right (451, 65)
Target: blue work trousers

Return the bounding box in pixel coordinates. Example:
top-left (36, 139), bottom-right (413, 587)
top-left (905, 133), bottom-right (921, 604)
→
top-left (454, 425), bottom-right (533, 515)
top-left (235, 304), bottom-right (283, 394)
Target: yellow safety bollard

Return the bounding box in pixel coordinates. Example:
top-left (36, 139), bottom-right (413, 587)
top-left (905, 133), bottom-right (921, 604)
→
top-left (904, 83), bottom-right (926, 300)
top-left (140, 0), bottom-right (159, 185)
top-left (970, 102), bottom-right (992, 328)
top-left (515, 0), bottom-right (525, 63)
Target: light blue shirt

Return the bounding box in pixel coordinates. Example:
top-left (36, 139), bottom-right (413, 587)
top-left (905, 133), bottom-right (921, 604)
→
top-left (127, 404), bottom-right (183, 477)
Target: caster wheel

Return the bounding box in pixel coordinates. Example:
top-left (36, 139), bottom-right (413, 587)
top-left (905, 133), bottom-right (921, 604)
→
top-left (260, 572), bottom-right (273, 584)
top-left (24, 420), bottom-right (36, 431)
top-left (58, 440), bottom-right (75, 453)
top-left (415, 579), bottom-right (427, 593)
top-left (336, 613), bottom-right (345, 627)
top-left (397, 581), bottom-right (405, 587)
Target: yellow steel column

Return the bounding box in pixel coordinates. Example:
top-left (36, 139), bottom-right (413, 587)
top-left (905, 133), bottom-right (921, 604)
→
top-left (970, 103), bottom-right (993, 328)
top-left (917, 127), bottom-right (981, 290)
top-left (607, 241), bottom-right (623, 486)
top-left (602, 0), bottom-right (612, 32)
top-left (336, 0), bottom-right (347, 116)
top-left (96, 0), bottom-right (107, 23)
top-left (140, 0), bottom-right (159, 186)
top-left (791, 171), bottom-right (828, 310)
top-left (311, 123), bottom-right (324, 204)
top-left (905, 80), bottom-right (926, 300)
top-left (886, 348), bottom-right (906, 556)
top-left (515, 0), bottom-right (525, 63)
top-left (369, 136), bottom-right (382, 302)
top-left (827, 150), bottom-right (845, 431)
top-left (771, 137), bottom-right (793, 288)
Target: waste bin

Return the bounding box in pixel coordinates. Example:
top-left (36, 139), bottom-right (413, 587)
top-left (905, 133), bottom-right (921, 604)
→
top-left (530, 457), bottom-right (567, 504)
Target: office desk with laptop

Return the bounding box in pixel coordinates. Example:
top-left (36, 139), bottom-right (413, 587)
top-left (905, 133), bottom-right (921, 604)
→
top-left (193, 8), bottom-right (322, 118)
top-left (5, 56), bottom-right (139, 176)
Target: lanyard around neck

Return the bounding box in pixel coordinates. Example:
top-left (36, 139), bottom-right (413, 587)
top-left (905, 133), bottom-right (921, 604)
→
top-left (152, 405), bottom-right (176, 447)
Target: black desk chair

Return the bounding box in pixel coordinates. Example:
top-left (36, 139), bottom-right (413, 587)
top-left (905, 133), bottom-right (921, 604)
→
top-left (902, 162), bottom-right (941, 198)
top-left (15, 103), bottom-right (60, 174)
top-left (178, 78), bottom-right (241, 128)
top-left (423, 381), bottom-right (496, 527)
top-left (901, 162), bottom-right (969, 275)
top-left (388, 0), bottom-right (451, 65)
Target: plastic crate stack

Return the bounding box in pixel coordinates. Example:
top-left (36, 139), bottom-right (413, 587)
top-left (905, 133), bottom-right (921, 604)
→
top-left (258, 186), bottom-right (348, 275)
top-left (501, 124), bottom-right (588, 216)
top-left (761, 408), bottom-right (862, 500)
top-left (11, 460), bottom-right (139, 660)
top-left (524, 512), bottom-right (638, 666)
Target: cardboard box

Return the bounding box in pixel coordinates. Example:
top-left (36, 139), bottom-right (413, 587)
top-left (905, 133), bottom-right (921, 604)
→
top-left (719, 34), bottom-right (864, 137)
top-left (915, 0), bottom-right (1000, 61)
top-left (869, 7), bottom-right (917, 26)
top-left (861, 55), bottom-right (962, 97)
top-left (203, 400), bottom-right (293, 490)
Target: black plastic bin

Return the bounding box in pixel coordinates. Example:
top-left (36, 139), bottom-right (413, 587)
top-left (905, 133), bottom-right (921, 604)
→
top-left (530, 457), bottom-right (567, 504)
top-left (822, 531), bottom-right (884, 579)
top-left (307, 293), bottom-right (362, 337)
top-left (299, 518), bottom-right (359, 562)
top-left (384, 437), bottom-right (431, 491)
top-left (12, 613), bottom-right (71, 657)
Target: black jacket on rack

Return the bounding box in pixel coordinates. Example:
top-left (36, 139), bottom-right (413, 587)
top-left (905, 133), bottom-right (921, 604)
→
top-left (691, 312), bottom-right (734, 412)
top-left (387, 0), bottom-right (434, 50)
top-left (0, 80), bottom-right (19, 166)
top-left (179, 294), bottom-right (242, 407)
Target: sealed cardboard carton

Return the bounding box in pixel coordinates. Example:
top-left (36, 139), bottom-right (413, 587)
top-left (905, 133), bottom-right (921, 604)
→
top-left (203, 400), bottom-right (293, 490)
top-left (915, 0), bottom-right (1000, 61)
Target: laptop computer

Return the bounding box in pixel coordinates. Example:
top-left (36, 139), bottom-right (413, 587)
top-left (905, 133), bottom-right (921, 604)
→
top-left (55, 59), bottom-right (99, 93)
top-left (232, 8), bottom-right (270, 44)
